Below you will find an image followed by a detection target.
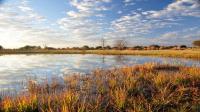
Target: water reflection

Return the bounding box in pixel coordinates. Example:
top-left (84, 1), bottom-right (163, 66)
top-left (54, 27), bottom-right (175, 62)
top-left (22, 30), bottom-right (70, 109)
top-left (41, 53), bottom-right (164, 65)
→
top-left (114, 55), bottom-right (130, 65)
top-left (0, 54), bottom-right (199, 92)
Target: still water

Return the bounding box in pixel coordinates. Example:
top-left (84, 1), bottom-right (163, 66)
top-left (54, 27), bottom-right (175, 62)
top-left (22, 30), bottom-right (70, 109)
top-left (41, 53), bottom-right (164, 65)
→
top-left (0, 54), bottom-right (199, 93)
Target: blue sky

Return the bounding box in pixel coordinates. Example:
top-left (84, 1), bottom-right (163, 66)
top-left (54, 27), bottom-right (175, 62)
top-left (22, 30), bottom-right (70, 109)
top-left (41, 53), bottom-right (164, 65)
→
top-left (0, 0), bottom-right (200, 48)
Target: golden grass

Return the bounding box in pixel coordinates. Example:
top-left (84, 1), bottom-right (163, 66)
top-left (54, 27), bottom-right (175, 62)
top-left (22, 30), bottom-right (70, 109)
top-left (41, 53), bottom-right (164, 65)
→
top-left (0, 63), bottom-right (200, 112)
top-left (0, 49), bottom-right (200, 60)
top-left (86, 49), bottom-right (200, 59)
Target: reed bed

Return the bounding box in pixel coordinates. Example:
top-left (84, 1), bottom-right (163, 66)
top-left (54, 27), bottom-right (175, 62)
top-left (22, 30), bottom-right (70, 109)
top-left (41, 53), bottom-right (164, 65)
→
top-left (0, 63), bottom-right (200, 112)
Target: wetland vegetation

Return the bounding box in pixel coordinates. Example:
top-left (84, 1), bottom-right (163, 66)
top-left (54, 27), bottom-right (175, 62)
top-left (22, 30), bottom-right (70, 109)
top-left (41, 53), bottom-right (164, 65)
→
top-left (0, 63), bottom-right (200, 112)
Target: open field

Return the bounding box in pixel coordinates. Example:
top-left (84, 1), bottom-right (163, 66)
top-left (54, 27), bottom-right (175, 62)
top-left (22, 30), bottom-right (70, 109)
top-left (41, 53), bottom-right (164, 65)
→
top-left (0, 63), bottom-right (200, 112)
top-left (0, 49), bottom-right (200, 60)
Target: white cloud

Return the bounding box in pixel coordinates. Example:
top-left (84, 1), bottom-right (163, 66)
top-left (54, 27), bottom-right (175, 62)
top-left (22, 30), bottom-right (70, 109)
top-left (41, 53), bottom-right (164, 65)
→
top-left (123, 0), bottom-right (148, 6)
top-left (0, 1), bottom-right (71, 48)
top-left (105, 0), bottom-right (200, 45)
top-left (95, 6), bottom-right (110, 11)
top-left (124, 0), bottom-right (132, 2)
top-left (117, 10), bottom-right (122, 14)
top-left (123, 0), bottom-right (135, 6)
top-left (151, 27), bottom-right (200, 45)
top-left (59, 0), bottom-right (200, 46)
top-left (107, 11), bottom-right (177, 41)
top-left (1, 0), bottom-right (200, 48)
top-left (58, 0), bottom-right (111, 46)
top-left (150, 0), bottom-right (200, 18)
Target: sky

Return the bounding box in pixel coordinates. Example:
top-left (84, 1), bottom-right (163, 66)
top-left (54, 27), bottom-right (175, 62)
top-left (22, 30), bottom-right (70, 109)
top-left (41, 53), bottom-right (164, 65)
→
top-left (0, 0), bottom-right (200, 48)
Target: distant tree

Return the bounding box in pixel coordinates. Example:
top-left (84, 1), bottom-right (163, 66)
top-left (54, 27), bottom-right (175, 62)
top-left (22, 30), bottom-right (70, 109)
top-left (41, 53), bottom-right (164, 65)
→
top-left (90, 47), bottom-right (95, 50)
top-left (72, 47), bottom-right (80, 50)
top-left (150, 45), bottom-right (160, 48)
top-left (193, 40), bottom-right (200, 47)
top-left (19, 45), bottom-right (41, 50)
top-left (114, 40), bottom-right (127, 50)
top-left (159, 46), bottom-right (167, 50)
top-left (45, 46), bottom-right (56, 50)
top-left (149, 45), bottom-right (160, 50)
top-left (180, 45), bottom-right (187, 49)
top-left (166, 46), bottom-right (177, 49)
top-left (0, 45), bottom-right (3, 50)
top-left (133, 46), bottom-right (143, 50)
top-left (82, 45), bottom-right (90, 50)
top-left (105, 45), bottom-right (111, 50)
top-left (96, 46), bottom-right (102, 50)
top-left (101, 38), bottom-right (106, 49)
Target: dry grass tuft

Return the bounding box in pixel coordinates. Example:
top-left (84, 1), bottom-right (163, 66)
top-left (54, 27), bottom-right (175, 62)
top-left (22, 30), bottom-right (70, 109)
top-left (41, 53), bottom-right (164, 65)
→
top-left (0, 63), bottom-right (200, 112)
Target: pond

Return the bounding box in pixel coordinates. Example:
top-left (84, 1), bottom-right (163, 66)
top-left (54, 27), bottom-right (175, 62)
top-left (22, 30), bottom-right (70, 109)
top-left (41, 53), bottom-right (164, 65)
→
top-left (0, 54), bottom-right (199, 93)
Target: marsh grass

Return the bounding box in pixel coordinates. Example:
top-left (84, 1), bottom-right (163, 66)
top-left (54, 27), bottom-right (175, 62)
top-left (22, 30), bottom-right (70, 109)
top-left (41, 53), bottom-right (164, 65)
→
top-left (0, 63), bottom-right (200, 112)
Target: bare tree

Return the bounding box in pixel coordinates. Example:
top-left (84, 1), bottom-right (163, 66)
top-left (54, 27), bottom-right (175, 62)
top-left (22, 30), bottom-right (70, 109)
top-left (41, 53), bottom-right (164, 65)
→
top-left (43, 44), bottom-right (47, 49)
top-left (101, 38), bottom-right (106, 49)
top-left (114, 39), bottom-right (127, 50)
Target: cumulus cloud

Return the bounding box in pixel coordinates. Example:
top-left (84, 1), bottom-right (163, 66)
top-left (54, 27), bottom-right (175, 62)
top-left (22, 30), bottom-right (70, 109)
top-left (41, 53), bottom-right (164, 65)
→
top-left (55, 0), bottom-right (200, 46)
top-left (58, 0), bottom-right (112, 46)
top-left (107, 11), bottom-right (178, 41)
top-left (151, 27), bottom-right (200, 45)
top-left (106, 0), bottom-right (200, 45)
top-left (150, 0), bottom-right (200, 18)
top-left (123, 0), bottom-right (135, 6)
top-left (123, 0), bottom-right (148, 6)
top-left (1, 0), bottom-right (200, 47)
top-left (0, 0), bottom-right (71, 48)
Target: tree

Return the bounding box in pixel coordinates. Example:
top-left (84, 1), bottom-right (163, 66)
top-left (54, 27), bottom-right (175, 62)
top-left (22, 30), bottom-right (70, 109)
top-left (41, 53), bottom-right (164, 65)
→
top-left (0, 45), bottom-right (3, 50)
top-left (193, 40), bottom-right (200, 47)
top-left (105, 45), bottom-right (111, 50)
top-left (180, 45), bottom-right (187, 49)
top-left (133, 46), bottom-right (143, 50)
top-left (82, 45), bottom-right (90, 50)
top-left (19, 45), bottom-right (41, 50)
top-left (148, 45), bottom-right (160, 50)
top-left (114, 40), bottom-right (127, 50)
top-left (45, 46), bottom-right (56, 50)
top-left (101, 38), bottom-right (106, 49)
top-left (96, 46), bottom-right (102, 50)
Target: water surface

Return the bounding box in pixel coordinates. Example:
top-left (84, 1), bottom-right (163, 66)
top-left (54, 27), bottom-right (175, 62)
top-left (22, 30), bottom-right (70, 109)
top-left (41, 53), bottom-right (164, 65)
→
top-left (0, 54), bottom-right (199, 93)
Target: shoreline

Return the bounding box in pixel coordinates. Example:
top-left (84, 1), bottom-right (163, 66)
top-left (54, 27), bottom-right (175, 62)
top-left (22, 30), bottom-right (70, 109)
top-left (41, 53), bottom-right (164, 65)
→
top-left (0, 49), bottom-right (200, 60)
